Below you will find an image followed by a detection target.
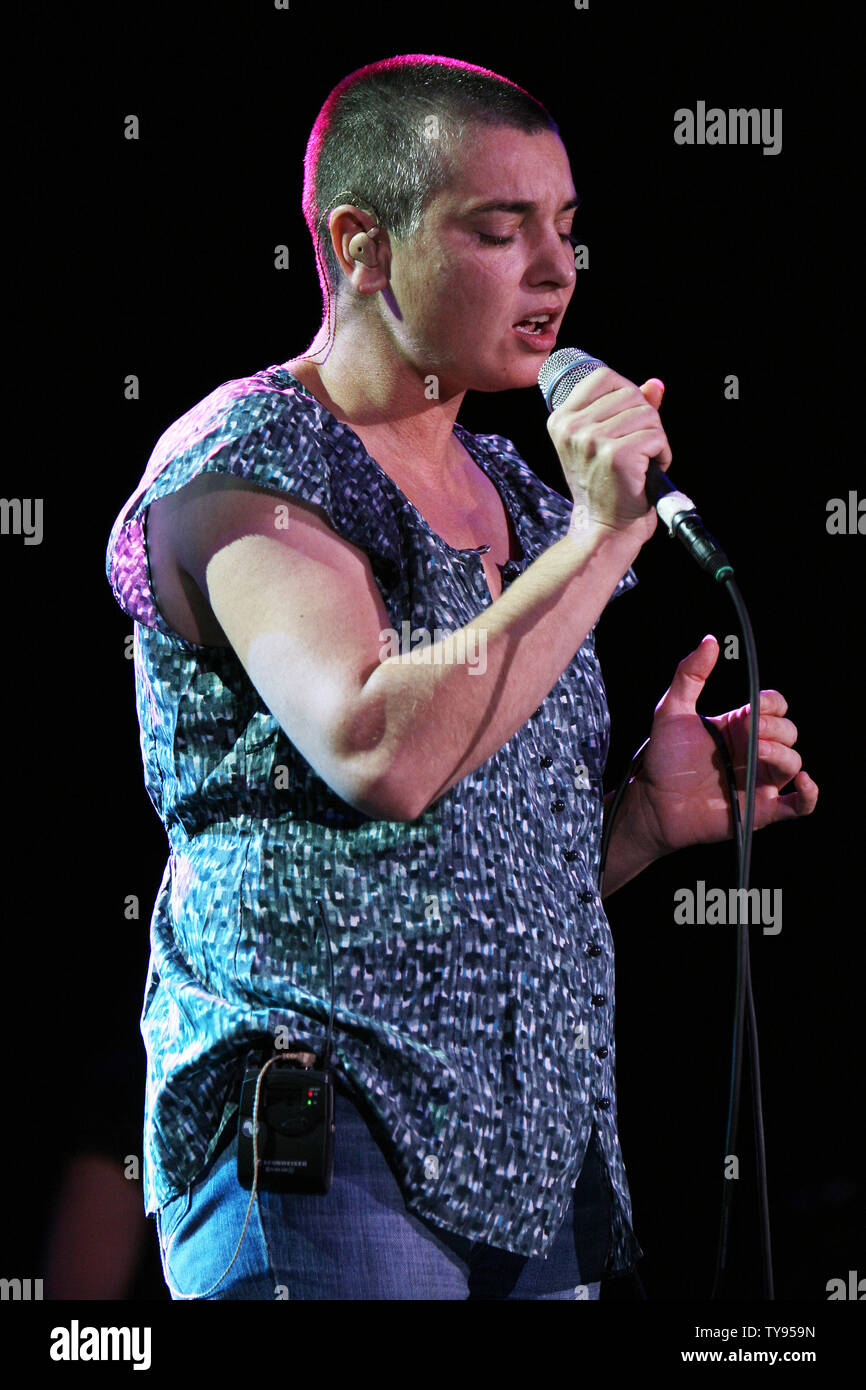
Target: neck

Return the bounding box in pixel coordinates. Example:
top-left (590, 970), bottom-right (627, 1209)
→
top-left (292, 313), bottom-right (469, 490)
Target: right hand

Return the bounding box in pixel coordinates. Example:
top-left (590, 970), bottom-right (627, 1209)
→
top-left (546, 367), bottom-right (672, 546)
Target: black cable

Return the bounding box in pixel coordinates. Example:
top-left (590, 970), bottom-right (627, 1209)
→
top-left (599, 575), bottom-right (772, 1301)
top-left (598, 738), bottom-right (648, 897)
top-left (316, 897), bottom-right (336, 1071)
top-left (698, 705), bottom-right (772, 1299)
top-left (709, 576), bottom-right (765, 1300)
top-left (748, 968), bottom-right (773, 1299)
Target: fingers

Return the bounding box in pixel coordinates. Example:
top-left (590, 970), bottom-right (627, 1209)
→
top-left (641, 378), bottom-right (665, 410)
top-left (751, 728), bottom-right (819, 818)
top-left (548, 368), bottom-right (673, 470)
top-left (558, 394), bottom-right (670, 462)
top-left (565, 383), bottom-right (641, 423)
top-left (758, 689), bottom-right (789, 718)
top-left (728, 692), bottom-right (817, 810)
top-left (747, 693), bottom-right (799, 765)
top-left (654, 635), bottom-right (719, 717)
top-left (765, 770), bottom-right (820, 820)
top-left (555, 365), bottom-right (633, 412)
top-left (756, 713), bottom-right (798, 749)
top-left (755, 738), bottom-right (803, 785)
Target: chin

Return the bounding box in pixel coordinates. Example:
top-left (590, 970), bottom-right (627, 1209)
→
top-left (438, 344), bottom-right (552, 395)
top-left (499, 352), bottom-right (554, 391)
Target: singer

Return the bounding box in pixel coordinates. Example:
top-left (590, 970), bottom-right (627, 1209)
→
top-left (105, 54), bottom-right (818, 1300)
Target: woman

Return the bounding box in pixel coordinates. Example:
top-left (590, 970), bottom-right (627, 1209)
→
top-left (106, 54), bottom-right (817, 1300)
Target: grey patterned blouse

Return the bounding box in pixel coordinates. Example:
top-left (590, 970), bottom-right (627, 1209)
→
top-left (105, 362), bottom-right (643, 1273)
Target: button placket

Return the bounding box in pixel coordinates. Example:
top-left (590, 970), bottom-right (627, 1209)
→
top-left (590, 985), bottom-right (611, 1105)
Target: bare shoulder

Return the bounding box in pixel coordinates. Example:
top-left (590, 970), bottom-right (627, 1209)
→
top-left (150, 469), bottom-right (278, 524)
top-left (146, 469), bottom-right (382, 649)
top-left (146, 474), bottom-right (298, 647)
top-left (147, 472), bottom-right (297, 581)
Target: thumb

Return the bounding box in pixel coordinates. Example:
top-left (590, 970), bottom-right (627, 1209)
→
top-left (655, 635), bottom-right (719, 717)
top-left (640, 377), bottom-right (665, 411)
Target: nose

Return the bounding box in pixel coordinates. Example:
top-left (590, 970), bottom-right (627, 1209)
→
top-left (526, 226), bottom-right (576, 291)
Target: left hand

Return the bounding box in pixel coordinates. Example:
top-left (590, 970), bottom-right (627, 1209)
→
top-left (628, 634), bottom-right (819, 858)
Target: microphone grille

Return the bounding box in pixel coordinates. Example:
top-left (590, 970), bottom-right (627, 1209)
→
top-left (537, 348), bottom-right (604, 411)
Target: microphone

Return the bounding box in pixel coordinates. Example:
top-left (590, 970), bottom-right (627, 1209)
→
top-left (538, 348), bottom-right (734, 583)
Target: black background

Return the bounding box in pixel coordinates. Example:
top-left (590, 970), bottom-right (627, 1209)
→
top-left (5, 0), bottom-right (862, 1333)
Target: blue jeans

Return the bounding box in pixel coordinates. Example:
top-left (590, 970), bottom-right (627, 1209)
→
top-left (156, 1082), bottom-right (609, 1300)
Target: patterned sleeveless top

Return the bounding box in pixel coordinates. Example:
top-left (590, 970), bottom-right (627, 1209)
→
top-left (105, 362), bottom-right (643, 1271)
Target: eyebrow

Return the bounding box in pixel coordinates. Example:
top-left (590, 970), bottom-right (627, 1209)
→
top-left (461, 196), bottom-right (580, 215)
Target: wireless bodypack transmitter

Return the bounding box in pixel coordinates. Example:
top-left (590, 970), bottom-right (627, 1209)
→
top-left (237, 1057), bottom-right (335, 1192)
top-left (237, 899), bottom-right (337, 1194)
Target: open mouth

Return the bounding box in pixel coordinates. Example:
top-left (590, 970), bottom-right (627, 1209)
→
top-left (513, 315), bottom-right (551, 335)
top-left (512, 314), bottom-right (557, 347)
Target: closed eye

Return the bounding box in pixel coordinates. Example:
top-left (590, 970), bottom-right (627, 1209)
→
top-left (477, 232), bottom-right (580, 247)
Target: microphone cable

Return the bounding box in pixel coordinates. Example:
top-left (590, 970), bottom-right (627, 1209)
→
top-left (598, 563), bottom-right (771, 1300)
top-left (541, 347), bottom-right (771, 1299)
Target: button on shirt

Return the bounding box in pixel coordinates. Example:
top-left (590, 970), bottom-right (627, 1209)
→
top-left (104, 363), bottom-right (643, 1273)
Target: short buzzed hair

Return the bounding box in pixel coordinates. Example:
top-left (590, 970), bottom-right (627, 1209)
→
top-left (302, 54), bottom-right (559, 305)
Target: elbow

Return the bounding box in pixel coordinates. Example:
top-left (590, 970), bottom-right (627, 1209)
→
top-left (329, 676), bottom-right (429, 823)
top-left (349, 761), bottom-right (428, 823)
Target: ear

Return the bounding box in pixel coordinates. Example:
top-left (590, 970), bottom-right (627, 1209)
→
top-left (328, 205), bottom-right (390, 296)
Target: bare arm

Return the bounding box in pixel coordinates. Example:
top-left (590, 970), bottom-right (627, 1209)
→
top-left (175, 474), bottom-right (640, 821)
top-left (600, 785), bottom-right (662, 898)
top-left (172, 367), bottom-right (671, 823)
top-left (352, 521), bottom-right (641, 818)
